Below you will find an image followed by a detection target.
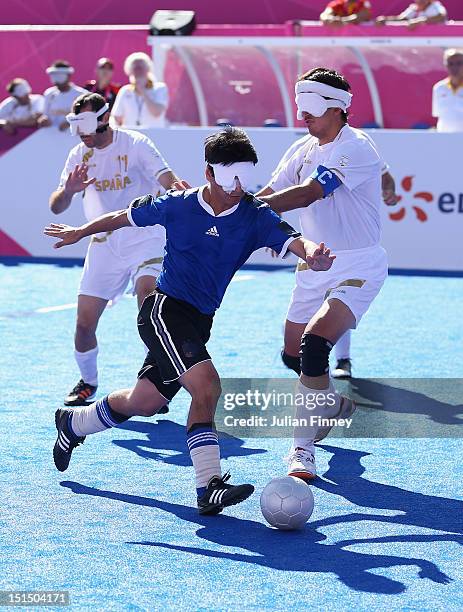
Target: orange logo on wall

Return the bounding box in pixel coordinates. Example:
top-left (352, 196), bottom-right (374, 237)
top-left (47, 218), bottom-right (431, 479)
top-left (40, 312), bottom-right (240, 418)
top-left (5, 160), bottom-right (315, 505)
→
top-left (388, 176), bottom-right (434, 222)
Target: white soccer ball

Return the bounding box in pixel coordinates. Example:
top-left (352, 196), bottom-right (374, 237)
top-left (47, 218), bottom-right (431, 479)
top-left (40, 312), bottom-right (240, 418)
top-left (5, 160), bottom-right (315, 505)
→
top-left (260, 476), bottom-right (314, 530)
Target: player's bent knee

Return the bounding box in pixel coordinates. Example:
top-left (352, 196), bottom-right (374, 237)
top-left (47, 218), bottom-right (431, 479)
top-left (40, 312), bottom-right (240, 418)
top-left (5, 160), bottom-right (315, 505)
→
top-left (300, 333), bottom-right (333, 377)
top-left (281, 350), bottom-right (301, 375)
top-left (75, 317), bottom-right (98, 336)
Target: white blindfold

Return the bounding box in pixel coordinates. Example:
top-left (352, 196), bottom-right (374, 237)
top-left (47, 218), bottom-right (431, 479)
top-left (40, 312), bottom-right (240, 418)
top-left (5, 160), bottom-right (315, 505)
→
top-left (295, 80), bottom-right (352, 119)
top-left (210, 162), bottom-right (255, 193)
top-left (46, 66), bottom-right (74, 75)
top-left (47, 66), bottom-right (74, 84)
top-left (66, 103), bottom-right (109, 136)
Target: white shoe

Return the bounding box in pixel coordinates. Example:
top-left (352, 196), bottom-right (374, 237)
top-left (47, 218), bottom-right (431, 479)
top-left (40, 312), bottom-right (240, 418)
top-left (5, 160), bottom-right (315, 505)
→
top-left (286, 447), bottom-right (316, 480)
top-left (314, 395), bottom-right (357, 443)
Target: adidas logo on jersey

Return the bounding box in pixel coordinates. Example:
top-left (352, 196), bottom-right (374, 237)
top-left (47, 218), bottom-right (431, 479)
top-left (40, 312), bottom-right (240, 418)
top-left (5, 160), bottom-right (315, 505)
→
top-left (206, 226), bottom-right (220, 237)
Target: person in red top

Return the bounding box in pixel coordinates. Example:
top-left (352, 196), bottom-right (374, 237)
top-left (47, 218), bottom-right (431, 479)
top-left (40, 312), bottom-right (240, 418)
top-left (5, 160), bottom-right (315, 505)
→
top-left (320, 0), bottom-right (372, 25)
top-left (84, 58), bottom-right (120, 110)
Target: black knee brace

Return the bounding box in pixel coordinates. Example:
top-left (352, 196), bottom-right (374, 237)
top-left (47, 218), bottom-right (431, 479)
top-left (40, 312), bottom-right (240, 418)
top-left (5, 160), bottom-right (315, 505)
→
top-left (281, 350), bottom-right (301, 375)
top-left (300, 333), bottom-right (333, 377)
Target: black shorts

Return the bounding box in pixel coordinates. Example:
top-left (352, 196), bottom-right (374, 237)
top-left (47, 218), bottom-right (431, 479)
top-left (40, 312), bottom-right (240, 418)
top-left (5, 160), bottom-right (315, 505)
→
top-left (137, 290), bottom-right (214, 400)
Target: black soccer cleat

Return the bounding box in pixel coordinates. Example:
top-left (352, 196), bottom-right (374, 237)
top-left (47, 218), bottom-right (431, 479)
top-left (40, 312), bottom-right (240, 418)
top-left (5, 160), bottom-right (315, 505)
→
top-left (53, 408), bottom-right (85, 472)
top-left (332, 358), bottom-right (352, 379)
top-left (197, 471), bottom-right (254, 515)
top-left (64, 379), bottom-right (97, 406)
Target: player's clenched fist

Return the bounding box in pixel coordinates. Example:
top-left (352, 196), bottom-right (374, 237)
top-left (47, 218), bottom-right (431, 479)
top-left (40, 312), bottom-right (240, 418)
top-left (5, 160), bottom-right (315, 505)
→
top-left (64, 164), bottom-right (96, 195)
top-left (44, 223), bottom-right (83, 248)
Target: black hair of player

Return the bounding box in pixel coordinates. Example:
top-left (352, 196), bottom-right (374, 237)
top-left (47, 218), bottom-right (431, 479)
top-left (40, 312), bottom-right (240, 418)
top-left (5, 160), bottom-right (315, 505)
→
top-left (51, 59), bottom-right (72, 69)
top-left (299, 67), bottom-right (351, 122)
top-left (7, 78), bottom-right (24, 95)
top-left (204, 127), bottom-right (258, 171)
top-left (73, 92), bottom-right (107, 114)
top-left (72, 93), bottom-right (109, 133)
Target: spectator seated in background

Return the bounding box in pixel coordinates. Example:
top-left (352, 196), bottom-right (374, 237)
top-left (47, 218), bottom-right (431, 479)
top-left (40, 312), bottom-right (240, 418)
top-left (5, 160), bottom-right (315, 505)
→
top-left (432, 48), bottom-right (463, 132)
top-left (0, 78), bottom-right (45, 134)
top-left (320, 0), bottom-right (372, 26)
top-left (83, 57), bottom-right (120, 111)
top-left (376, 0), bottom-right (447, 29)
top-left (41, 60), bottom-right (86, 131)
top-left (111, 52), bottom-right (168, 128)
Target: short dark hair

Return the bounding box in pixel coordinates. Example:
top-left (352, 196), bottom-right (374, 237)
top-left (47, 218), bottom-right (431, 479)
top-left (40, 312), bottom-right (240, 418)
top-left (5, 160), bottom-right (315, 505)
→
top-left (7, 78), bottom-right (22, 94)
top-left (51, 59), bottom-right (72, 69)
top-left (73, 92), bottom-right (107, 114)
top-left (298, 67), bottom-right (351, 122)
top-left (204, 127), bottom-right (258, 166)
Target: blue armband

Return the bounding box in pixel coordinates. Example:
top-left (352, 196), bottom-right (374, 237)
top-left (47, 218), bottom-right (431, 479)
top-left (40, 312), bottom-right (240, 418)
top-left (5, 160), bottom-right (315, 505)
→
top-left (310, 165), bottom-right (342, 197)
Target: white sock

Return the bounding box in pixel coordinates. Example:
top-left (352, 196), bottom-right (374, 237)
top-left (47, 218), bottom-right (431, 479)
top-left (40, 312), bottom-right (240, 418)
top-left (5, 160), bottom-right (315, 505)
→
top-left (293, 379), bottom-right (340, 451)
top-left (74, 347), bottom-right (98, 386)
top-left (69, 396), bottom-right (128, 436)
top-left (186, 426), bottom-right (221, 496)
top-left (335, 331), bottom-right (351, 361)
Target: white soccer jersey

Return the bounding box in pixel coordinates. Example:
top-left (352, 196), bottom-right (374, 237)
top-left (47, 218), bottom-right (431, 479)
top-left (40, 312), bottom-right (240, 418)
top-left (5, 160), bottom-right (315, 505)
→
top-left (270, 125), bottom-right (382, 251)
top-left (58, 128), bottom-right (171, 252)
top-left (432, 79), bottom-right (463, 132)
top-left (43, 84), bottom-right (86, 127)
top-left (273, 131), bottom-right (389, 178)
top-left (0, 94), bottom-right (44, 122)
top-left (111, 83), bottom-right (168, 128)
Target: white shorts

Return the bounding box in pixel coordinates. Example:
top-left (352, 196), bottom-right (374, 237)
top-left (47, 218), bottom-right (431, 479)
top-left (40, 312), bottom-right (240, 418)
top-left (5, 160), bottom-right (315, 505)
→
top-left (286, 244), bottom-right (388, 327)
top-left (78, 234), bottom-right (163, 302)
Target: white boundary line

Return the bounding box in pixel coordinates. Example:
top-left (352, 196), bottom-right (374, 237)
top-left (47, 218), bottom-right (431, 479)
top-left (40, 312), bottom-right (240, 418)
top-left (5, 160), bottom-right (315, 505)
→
top-left (0, 275), bottom-right (256, 319)
top-left (35, 303), bottom-right (77, 313)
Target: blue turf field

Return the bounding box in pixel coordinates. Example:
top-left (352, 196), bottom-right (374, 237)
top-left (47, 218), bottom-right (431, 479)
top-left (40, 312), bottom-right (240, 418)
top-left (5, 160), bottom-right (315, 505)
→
top-left (1, 264), bottom-right (462, 610)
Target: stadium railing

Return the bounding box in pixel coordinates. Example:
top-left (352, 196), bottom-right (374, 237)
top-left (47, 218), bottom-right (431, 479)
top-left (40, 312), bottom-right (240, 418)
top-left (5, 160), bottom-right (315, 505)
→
top-left (149, 23), bottom-right (463, 129)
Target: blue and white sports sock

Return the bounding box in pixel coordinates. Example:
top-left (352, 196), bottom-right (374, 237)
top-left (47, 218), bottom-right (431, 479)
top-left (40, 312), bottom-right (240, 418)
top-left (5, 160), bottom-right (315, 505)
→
top-left (69, 396), bottom-right (129, 437)
top-left (186, 423), bottom-right (221, 497)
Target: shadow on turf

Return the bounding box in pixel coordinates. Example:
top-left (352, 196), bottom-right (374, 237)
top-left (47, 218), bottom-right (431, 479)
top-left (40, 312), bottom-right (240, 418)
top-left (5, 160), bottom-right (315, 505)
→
top-left (111, 419), bottom-right (266, 466)
top-left (61, 440), bottom-right (463, 596)
top-left (312, 444), bottom-right (463, 535)
top-left (339, 378), bottom-right (463, 431)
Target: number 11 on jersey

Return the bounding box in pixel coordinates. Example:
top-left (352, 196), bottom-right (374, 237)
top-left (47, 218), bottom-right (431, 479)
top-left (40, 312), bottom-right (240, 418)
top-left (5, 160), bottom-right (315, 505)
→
top-left (117, 155), bottom-right (128, 173)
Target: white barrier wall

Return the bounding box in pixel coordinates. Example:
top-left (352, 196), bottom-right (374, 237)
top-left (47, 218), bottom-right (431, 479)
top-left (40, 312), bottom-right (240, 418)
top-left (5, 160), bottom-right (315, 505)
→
top-left (1, 127), bottom-right (462, 273)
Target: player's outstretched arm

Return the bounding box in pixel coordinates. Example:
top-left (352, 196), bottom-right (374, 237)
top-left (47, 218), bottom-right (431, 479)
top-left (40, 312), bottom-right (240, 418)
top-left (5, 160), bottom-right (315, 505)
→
top-left (260, 179), bottom-right (324, 214)
top-left (288, 238), bottom-right (336, 271)
top-left (44, 210), bottom-right (131, 249)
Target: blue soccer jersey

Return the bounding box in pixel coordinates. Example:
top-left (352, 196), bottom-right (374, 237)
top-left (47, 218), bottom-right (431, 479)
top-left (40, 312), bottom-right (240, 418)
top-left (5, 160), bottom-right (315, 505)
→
top-left (128, 186), bottom-right (301, 314)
